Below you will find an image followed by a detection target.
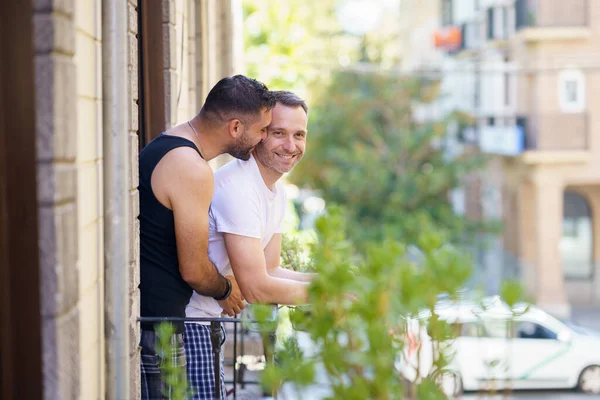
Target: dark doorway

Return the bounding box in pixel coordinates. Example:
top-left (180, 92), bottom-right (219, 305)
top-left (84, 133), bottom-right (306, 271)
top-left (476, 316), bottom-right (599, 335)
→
top-left (0, 1), bottom-right (43, 399)
top-left (562, 190), bottom-right (593, 279)
top-left (138, 0), bottom-right (166, 149)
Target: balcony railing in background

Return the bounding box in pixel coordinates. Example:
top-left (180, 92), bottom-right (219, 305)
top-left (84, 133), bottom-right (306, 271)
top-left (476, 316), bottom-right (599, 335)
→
top-left (518, 113), bottom-right (588, 151)
top-left (516, 0), bottom-right (588, 29)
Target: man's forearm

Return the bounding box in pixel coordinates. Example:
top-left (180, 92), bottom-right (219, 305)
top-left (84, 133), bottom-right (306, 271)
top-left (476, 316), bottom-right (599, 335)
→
top-left (244, 276), bottom-right (309, 305)
top-left (268, 266), bottom-right (316, 282)
top-left (184, 261), bottom-right (229, 298)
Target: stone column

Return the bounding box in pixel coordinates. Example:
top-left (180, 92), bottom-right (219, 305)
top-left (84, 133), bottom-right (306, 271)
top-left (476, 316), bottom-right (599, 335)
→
top-left (517, 179), bottom-right (537, 298)
top-left (34, 0), bottom-right (81, 398)
top-left (585, 186), bottom-right (600, 305)
top-left (127, 1), bottom-right (141, 398)
top-left (532, 170), bottom-right (571, 318)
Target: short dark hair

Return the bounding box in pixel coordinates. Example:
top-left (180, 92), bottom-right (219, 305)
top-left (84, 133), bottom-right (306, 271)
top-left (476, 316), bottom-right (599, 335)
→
top-left (200, 75), bottom-right (276, 124)
top-left (271, 90), bottom-right (308, 114)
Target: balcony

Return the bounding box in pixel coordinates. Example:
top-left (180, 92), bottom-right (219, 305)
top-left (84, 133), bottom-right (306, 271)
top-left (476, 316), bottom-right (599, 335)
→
top-left (515, 0), bottom-right (590, 41)
top-left (517, 113), bottom-right (589, 163)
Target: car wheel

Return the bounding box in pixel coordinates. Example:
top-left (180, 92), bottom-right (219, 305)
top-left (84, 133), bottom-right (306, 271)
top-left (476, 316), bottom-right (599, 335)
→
top-left (578, 365), bottom-right (600, 394)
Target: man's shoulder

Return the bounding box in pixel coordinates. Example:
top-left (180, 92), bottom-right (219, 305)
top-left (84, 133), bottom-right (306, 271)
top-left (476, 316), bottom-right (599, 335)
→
top-left (214, 159), bottom-right (255, 190)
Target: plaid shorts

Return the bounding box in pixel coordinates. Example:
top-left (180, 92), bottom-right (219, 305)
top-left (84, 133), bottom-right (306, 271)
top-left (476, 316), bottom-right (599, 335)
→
top-left (184, 323), bottom-right (227, 400)
top-left (140, 329), bottom-right (187, 400)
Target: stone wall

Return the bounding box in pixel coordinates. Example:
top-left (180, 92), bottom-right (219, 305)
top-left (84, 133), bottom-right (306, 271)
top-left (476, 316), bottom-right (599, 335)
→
top-left (34, 0), bottom-right (81, 398)
top-left (32, 0), bottom-right (238, 397)
top-left (74, 0), bottom-right (105, 398)
top-left (164, 0), bottom-right (198, 128)
top-left (127, 0), bottom-right (142, 398)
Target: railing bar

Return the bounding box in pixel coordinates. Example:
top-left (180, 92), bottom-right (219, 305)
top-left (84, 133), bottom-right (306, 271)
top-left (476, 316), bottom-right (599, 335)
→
top-left (240, 322), bottom-right (246, 389)
top-left (233, 320), bottom-right (238, 399)
top-left (138, 317), bottom-right (245, 323)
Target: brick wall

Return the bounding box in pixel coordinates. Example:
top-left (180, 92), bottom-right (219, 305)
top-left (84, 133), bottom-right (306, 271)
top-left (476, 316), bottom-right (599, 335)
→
top-left (34, 0), bottom-right (81, 398)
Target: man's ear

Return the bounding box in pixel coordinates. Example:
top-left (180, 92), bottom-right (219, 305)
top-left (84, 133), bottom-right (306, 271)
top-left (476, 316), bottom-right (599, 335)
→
top-left (228, 119), bottom-right (243, 139)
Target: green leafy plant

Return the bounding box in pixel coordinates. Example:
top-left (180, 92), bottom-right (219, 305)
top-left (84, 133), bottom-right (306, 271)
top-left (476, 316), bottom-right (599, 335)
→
top-left (155, 322), bottom-right (192, 400)
top-left (256, 207), bottom-right (473, 399)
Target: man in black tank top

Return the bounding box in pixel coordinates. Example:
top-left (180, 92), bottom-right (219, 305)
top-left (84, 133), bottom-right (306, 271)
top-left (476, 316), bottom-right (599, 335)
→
top-left (138, 75), bottom-right (276, 399)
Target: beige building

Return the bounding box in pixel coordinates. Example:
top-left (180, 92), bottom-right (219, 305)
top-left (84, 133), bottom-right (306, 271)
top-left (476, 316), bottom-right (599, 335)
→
top-left (1, 0), bottom-right (242, 398)
top-left (434, 0), bottom-right (600, 317)
top-left (503, 0), bottom-right (600, 316)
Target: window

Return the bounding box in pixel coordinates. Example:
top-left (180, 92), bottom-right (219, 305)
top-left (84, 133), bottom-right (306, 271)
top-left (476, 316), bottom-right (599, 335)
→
top-left (474, 72), bottom-right (481, 109)
top-left (515, 322), bottom-right (558, 340)
top-left (460, 322), bottom-right (485, 337)
top-left (502, 7), bottom-right (508, 38)
top-left (504, 72), bottom-right (510, 106)
top-left (562, 190), bottom-right (593, 279)
top-left (442, 0), bottom-right (453, 26)
top-left (487, 8), bottom-right (494, 39)
top-left (482, 319), bottom-right (508, 339)
top-left (558, 69), bottom-right (585, 113)
top-left (515, 0), bottom-right (529, 30)
top-left (459, 320), bottom-right (509, 338)
top-left (565, 80), bottom-right (578, 103)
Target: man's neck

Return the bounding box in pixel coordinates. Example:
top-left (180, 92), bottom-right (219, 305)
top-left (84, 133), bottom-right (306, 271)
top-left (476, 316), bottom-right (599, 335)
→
top-left (186, 117), bottom-right (223, 161)
top-left (254, 156), bottom-right (283, 191)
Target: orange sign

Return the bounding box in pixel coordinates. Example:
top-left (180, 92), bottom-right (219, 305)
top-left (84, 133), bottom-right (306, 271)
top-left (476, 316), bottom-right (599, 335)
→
top-left (433, 26), bottom-right (462, 51)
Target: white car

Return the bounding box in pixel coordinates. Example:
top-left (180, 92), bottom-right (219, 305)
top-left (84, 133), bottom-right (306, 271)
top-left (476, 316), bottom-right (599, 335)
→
top-left (398, 297), bottom-right (600, 395)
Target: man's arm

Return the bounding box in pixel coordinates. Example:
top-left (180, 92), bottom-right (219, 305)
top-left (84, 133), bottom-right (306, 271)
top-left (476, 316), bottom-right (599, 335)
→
top-left (158, 148), bottom-right (244, 314)
top-left (264, 234), bottom-right (316, 283)
top-left (224, 233), bottom-right (309, 305)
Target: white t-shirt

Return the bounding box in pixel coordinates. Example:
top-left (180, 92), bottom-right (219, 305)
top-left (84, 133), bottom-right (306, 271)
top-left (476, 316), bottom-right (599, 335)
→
top-left (185, 154), bottom-right (287, 322)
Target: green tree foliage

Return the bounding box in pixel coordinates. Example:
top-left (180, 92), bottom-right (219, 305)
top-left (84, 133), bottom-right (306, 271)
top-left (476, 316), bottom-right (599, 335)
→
top-left (256, 208), bottom-right (473, 399)
top-left (291, 69), bottom-right (496, 247)
top-left (243, 0), bottom-right (360, 93)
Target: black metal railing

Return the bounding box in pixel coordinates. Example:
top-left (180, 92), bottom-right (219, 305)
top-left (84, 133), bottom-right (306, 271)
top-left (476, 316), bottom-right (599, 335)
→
top-left (516, 0), bottom-right (588, 30)
top-left (139, 316), bottom-right (272, 399)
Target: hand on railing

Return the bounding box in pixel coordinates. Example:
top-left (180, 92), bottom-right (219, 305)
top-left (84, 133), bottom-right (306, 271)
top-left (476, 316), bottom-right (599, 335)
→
top-left (218, 275), bottom-right (246, 316)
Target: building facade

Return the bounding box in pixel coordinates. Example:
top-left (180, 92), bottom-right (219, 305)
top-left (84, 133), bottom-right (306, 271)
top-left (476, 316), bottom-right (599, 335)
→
top-left (1, 0), bottom-right (242, 398)
top-left (436, 0), bottom-right (600, 316)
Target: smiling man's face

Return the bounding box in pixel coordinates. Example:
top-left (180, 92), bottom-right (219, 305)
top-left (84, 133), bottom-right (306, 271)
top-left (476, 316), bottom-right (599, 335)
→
top-left (253, 102), bottom-right (307, 175)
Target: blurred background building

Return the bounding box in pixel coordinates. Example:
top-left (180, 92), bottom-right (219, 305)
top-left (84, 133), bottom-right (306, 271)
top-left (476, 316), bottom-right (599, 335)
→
top-left (421, 0), bottom-right (600, 317)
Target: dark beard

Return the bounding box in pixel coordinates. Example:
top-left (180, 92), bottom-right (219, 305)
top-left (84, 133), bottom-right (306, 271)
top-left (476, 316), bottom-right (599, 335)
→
top-left (228, 146), bottom-right (253, 161)
top-left (227, 135), bottom-right (254, 160)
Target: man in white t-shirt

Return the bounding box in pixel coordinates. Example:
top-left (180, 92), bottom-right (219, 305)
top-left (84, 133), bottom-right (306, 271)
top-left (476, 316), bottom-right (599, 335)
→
top-left (184, 91), bottom-right (315, 399)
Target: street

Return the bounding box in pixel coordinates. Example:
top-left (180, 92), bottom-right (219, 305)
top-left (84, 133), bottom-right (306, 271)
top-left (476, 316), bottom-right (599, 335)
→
top-left (229, 307), bottom-right (600, 399)
top-left (463, 391), bottom-right (592, 399)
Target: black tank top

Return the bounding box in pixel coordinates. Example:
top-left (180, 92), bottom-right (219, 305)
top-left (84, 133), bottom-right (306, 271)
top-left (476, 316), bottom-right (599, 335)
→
top-left (138, 134), bottom-right (203, 333)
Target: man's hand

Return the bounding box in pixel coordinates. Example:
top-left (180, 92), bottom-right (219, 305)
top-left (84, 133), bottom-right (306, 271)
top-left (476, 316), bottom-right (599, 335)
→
top-left (218, 275), bottom-right (245, 316)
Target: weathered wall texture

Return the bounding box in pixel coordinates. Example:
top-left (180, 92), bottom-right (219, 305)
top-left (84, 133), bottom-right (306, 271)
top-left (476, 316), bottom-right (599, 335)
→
top-left (34, 0), bottom-right (80, 398)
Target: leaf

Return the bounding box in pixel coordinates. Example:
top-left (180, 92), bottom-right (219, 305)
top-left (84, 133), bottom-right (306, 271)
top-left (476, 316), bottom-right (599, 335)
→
top-left (501, 280), bottom-right (526, 308)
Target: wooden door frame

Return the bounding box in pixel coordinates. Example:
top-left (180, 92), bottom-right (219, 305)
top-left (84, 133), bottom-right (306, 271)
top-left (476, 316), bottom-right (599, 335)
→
top-left (0, 1), bottom-right (43, 399)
